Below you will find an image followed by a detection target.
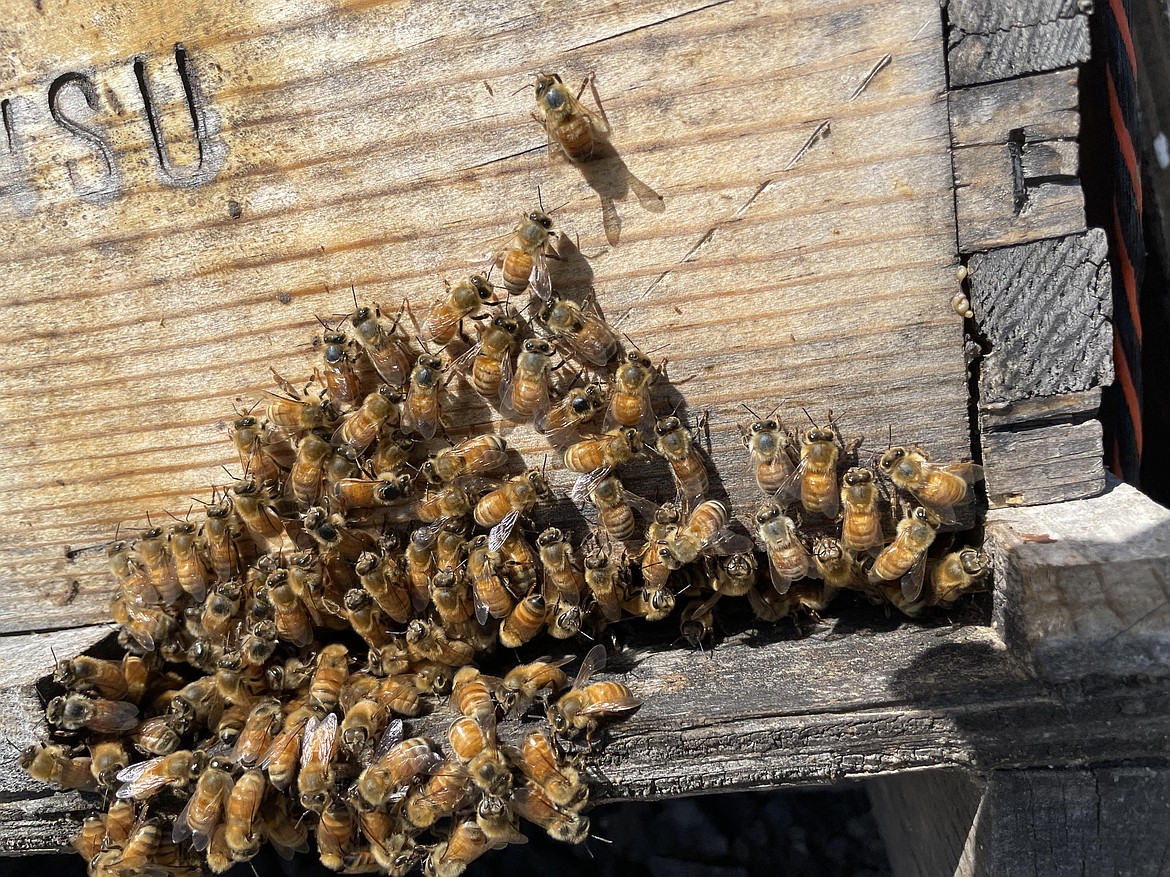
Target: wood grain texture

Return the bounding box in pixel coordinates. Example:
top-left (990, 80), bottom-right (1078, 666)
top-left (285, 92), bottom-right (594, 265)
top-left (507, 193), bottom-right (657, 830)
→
top-left (0, 0), bottom-right (972, 634)
top-left (979, 418), bottom-right (1105, 507)
top-left (986, 478), bottom-right (1170, 681)
top-left (6, 620), bottom-right (1170, 853)
top-left (946, 0), bottom-right (1092, 87)
top-left (950, 69), bottom-right (1086, 252)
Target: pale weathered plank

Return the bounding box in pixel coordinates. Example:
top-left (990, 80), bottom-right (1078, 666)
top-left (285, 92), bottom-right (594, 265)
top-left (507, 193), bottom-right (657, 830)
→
top-left (0, 0), bottom-right (972, 633)
top-left (950, 68), bottom-right (1085, 252)
top-left (986, 478), bottom-right (1170, 681)
top-left (946, 0), bottom-right (1092, 88)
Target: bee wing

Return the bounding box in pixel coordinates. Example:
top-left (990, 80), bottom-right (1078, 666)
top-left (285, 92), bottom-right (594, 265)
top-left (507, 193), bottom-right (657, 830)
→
top-left (300, 711), bottom-right (338, 766)
top-left (702, 528), bottom-right (755, 557)
top-left (447, 339), bottom-right (483, 380)
top-left (95, 700), bottom-right (141, 733)
top-left (530, 252), bottom-right (552, 298)
top-left (571, 313), bottom-right (619, 367)
top-left (900, 550), bottom-right (928, 603)
top-left (943, 461), bottom-right (984, 484)
top-left (577, 694), bottom-right (642, 719)
top-left (602, 385), bottom-right (655, 435)
top-left (488, 509), bottom-right (521, 553)
top-left (422, 300), bottom-right (464, 345)
top-left (572, 644), bottom-right (607, 689)
top-left (115, 757), bottom-right (170, 800)
top-left (571, 467), bottom-right (613, 506)
top-left (257, 718), bottom-right (307, 772)
top-left (772, 458), bottom-right (808, 504)
top-left (768, 559), bottom-right (793, 595)
top-left (374, 719), bottom-right (405, 761)
top-left (473, 588), bottom-right (491, 626)
top-left (620, 488), bottom-right (660, 519)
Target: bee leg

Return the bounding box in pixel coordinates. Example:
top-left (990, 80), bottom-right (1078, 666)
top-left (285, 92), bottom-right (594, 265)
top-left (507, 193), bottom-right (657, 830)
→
top-left (580, 71), bottom-right (612, 135)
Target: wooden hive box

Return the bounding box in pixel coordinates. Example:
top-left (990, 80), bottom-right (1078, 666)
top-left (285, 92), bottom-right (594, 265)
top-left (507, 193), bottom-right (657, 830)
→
top-left (2, 0), bottom-right (1168, 872)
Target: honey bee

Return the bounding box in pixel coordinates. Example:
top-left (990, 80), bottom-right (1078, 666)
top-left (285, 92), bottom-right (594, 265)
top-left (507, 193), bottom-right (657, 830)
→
top-left (401, 482), bottom-right (474, 526)
top-left (205, 824), bottom-right (233, 874)
top-left (137, 526), bottom-right (184, 606)
top-left (464, 310), bottom-right (524, 400)
top-left (511, 780), bottom-right (590, 843)
top-left (106, 539), bottom-right (156, 604)
top-left (333, 384), bottom-right (402, 453)
top-left (303, 506), bottom-right (376, 561)
top-left (405, 525), bottom-right (438, 612)
top-left (740, 411), bottom-right (797, 496)
top-left (173, 755), bottom-right (234, 850)
top-left (868, 506), bottom-right (941, 601)
top-left (71, 816), bottom-right (106, 861)
top-left (350, 299), bottom-right (415, 388)
top-left (607, 349), bottom-right (656, 430)
top-left (46, 693), bottom-right (139, 734)
top-left (476, 468), bottom-right (552, 550)
top-left (105, 817), bottom-right (163, 874)
top-left (268, 571), bottom-right (315, 648)
top-left (403, 758), bottom-right (473, 829)
top-left (536, 528), bottom-right (586, 606)
top-left (169, 521), bottom-right (210, 601)
top-left (131, 714), bottom-right (186, 756)
top-left (548, 644), bottom-right (641, 742)
top-left (263, 794), bottom-right (311, 861)
top-left (316, 798), bottom-right (356, 871)
top-left (748, 583), bottom-right (792, 622)
top-left (468, 535), bottom-right (515, 623)
top-left (584, 547), bottom-right (628, 622)
top-left (537, 290), bottom-right (618, 366)
top-left (200, 579), bottom-right (244, 643)
top-left (501, 338), bottom-right (557, 421)
top-left (267, 372), bottom-right (341, 438)
top-left (655, 414), bottom-right (709, 501)
top-left (355, 721), bottom-right (441, 808)
top-left (430, 569), bottom-right (475, 629)
top-left (499, 590), bottom-right (547, 649)
top-left (115, 749), bottom-right (205, 800)
top-left (754, 504), bottom-right (810, 595)
top-left (928, 548), bottom-right (990, 605)
top-left (230, 415), bottom-right (288, 485)
top-left (19, 743), bottom-right (96, 791)
top-left (514, 729), bottom-right (586, 808)
top-left (794, 421), bottom-right (845, 518)
top-left (475, 794), bottom-right (529, 847)
top-left (840, 467), bottom-right (884, 551)
top-left (581, 473), bottom-right (640, 543)
top-left (662, 500), bottom-right (751, 570)
top-left (224, 767), bottom-right (266, 861)
top-left (369, 430), bottom-right (417, 476)
top-left (878, 446), bottom-right (978, 520)
top-left (447, 714), bottom-right (511, 797)
top-left (310, 643), bottom-right (350, 713)
top-left (426, 819), bottom-right (494, 877)
top-left (495, 209), bottom-right (556, 294)
top-left (340, 699), bottom-right (390, 757)
top-left (547, 600), bottom-right (583, 639)
top-left (355, 550), bottom-right (412, 625)
top-left (424, 273), bottom-right (496, 346)
top-left (493, 528), bottom-right (540, 596)
top-left (679, 594), bottom-right (719, 649)
top-left (406, 619), bottom-right (476, 666)
top-left (297, 710), bottom-right (339, 812)
top-left (319, 326), bottom-right (366, 409)
top-left (289, 432), bottom-right (334, 508)
top-left (401, 354), bottom-right (444, 440)
top-left (422, 434), bottom-right (509, 485)
top-left (232, 698), bottom-right (284, 767)
top-left (231, 479), bottom-right (286, 547)
top-left (535, 381), bottom-right (607, 447)
top-left (623, 579), bottom-right (676, 622)
top-left (258, 705), bottom-right (316, 790)
top-left (534, 71), bottom-right (610, 163)
top-left (332, 471), bottom-right (414, 513)
top-left (54, 654), bottom-right (129, 701)
top-left (563, 427), bottom-right (644, 474)
top-left (88, 739), bottom-right (130, 790)
top-left (499, 657), bottom-right (571, 716)
top-left (344, 588), bottom-right (392, 650)
top-left (812, 536), bottom-right (862, 590)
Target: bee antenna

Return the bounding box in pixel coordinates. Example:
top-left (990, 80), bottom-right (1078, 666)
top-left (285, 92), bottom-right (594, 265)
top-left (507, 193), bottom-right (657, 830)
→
top-left (537, 185), bottom-right (545, 212)
top-left (3, 738), bottom-right (22, 753)
top-left (313, 313), bottom-right (331, 331)
top-left (350, 283), bottom-right (359, 312)
top-left (801, 407), bottom-right (816, 426)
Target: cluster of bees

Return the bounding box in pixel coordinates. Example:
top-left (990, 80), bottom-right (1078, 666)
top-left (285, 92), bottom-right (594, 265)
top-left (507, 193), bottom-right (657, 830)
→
top-left (23, 69), bottom-right (990, 877)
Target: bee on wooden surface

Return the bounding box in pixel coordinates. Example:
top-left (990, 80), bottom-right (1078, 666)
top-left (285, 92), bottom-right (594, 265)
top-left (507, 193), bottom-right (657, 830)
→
top-left (475, 794), bottom-right (529, 847)
top-left (369, 429), bottom-right (416, 475)
top-left (319, 327), bottom-right (364, 409)
top-left (536, 527), bottom-right (586, 606)
top-left (868, 506), bottom-right (941, 601)
top-left (137, 526), bottom-right (184, 606)
top-left (493, 527), bottom-right (540, 594)
top-left (607, 349), bottom-right (656, 430)
top-left (267, 571), bottom-right (315, 647)
top-left (534, 71), bottom-right (610, 164)
top-left (88, 739), bottom-right (130, 790)
top-left (500, 656), bottom-right (572, 716)
top-left (54, 655), bottom-right (129, 701)
top-left (708, 550), bottom-right (758, 597)
top-left (424, 273), bottom-right (497, 346)
top-left (462, 310), bottom-right (524, 400)
top-left (754, 504), bottom-right (810, 595)
top-left (344, 588), bottom-right (392, 649)
top-left (535, 381), bottom-right (607, 447)
top-left (426, 819), bottom-right (495, 877)
top-left (201, 579), bottom-right (244, 643)
top-left (204, 497), bottom-right (253, 585)
top-left (289, 432), bottom-right (334, 509)
top-left (448, 714), bottom-right (511, 797)
top-left (499, 590), bottom-right (547, 649)
top-left (537, 290), bottom-right (618, 366)
top-left (350, 299), bottom-right (415, 388)
top-left (406, 619), bottom-right (476, 666)
top-left (401, 354), bottom-right (444, 440)
top-left (115, 749), bottom-right (205, 800)
top-left (315, 798), bottom-right (356, 871)
top-left (812, 536), bottom-right (863, 590)
top-left (230, 479), bottom-right (286, 547)
top-left (511, 780), bottom-right (590, 844)
top-left (331, 470), bottom-right (414, 513)
top-left (496, 209), bottom-right (556, 294)
top-left (401, 758), bottom-right (470, 828)
top-left (355, 551), bottom-right (412, 625)
top-left (584, 547), bottom-right (628, 622)
top-left (106, 539), bottom-right (157, 605)
top-left (563, 426), bottom-right (644, 474)
top-left (547, 644), bottom-right (641, 742)
top-left (399, 481), bottom-right (475, 526)
top-left (928, 548), bottom-right (990, 605)
top-left (794, 420), bottom-right (845, 518)
top-left (232, 698), bottom-right (284, 767)
top-left (623, 578), bottom-right (676, 622)
top-left (654, 414), bottom-right (709, 501)
top-left (513, 728), bottom-right (587, 808)
top-left (840, 466), bottom-right (884, 551)
top-left (430, 569), bottom-right (475, 629)
top-left (679, 594), bottom-right (719, 649)
top-left (46, 693), bottom-right (139, 734)
top-left (501, 338), bottom-right (557, 421)
top-left (662, 500), bottom-right (751, 570)
top-left (476, 468), bottom-right (552, 550)
top-left (71, 815), bottom-right (106, 861)
top-left (467, 535), bottom-right (515, 623)
top-left (19, 743), bottom-right (97, 791)
top-left (355, 721), bottom-right (441, 808)
top-left (297, 711), bottom-right (339, 812)
top-left (740, 411), bottom-right (797, 496)
top-left (422, 434), bottom-right (509, 485)
top-left (169, 521), bottom-right (210, 601)
top-left (547, 600), bottom-right (584, 639)
top-left (173, 755), bottom-right (234, 851)
top-left (340, 698), bottom-right (390, 757)
top-left (303, 506), bottom-right (376, 561)
top-left (106, 816), bottom-right (163, 874)
top-left (309, 643), bottom-right (350, 713)
top-left (224, 767), bottom-right (267, 861)
top-left (878, 446), bottom-right (979, 521)
top-left (229, 415), bottom-right (288, 486)
top-left (258, 705), bottom-right (316, 790)
top-left (584, 472), bottom-right (640, 543)
top-left (267, 371), bottom-right (341, 439)
top-left (333, 384), bottom-right (402, 453)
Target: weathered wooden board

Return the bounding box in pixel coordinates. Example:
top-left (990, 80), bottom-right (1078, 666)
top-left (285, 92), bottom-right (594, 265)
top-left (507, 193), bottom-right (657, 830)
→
top-left (0, 0), bottom-right (972, 634)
